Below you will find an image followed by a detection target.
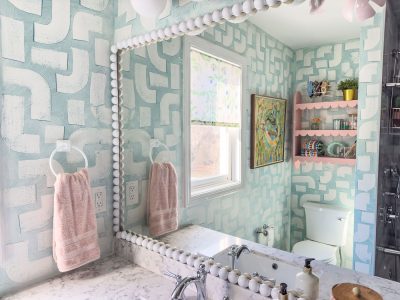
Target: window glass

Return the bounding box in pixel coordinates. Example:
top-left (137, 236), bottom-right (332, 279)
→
top-left (189, 47), bottom-right (242, 196)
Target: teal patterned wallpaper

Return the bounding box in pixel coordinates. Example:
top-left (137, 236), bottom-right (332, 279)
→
top-left (121, 20), bottom-right (294, 251)
top-left (291, 39), bottom-right (360, 269)
top-left (353, 10), bottom-right (386, 275)
top-left (0, 0), bottom-right (114, 296)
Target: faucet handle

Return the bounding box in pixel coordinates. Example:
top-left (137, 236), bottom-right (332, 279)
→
top-left (164, 270), bottom-right (182, 284)
top-left (227, 245), bottom-right (238, 256)
top-left (197, 263), bottom-right (207, 278)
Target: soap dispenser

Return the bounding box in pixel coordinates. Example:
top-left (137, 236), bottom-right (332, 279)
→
top-left (279, 283), bottom-right (289, 300)
top-left (295, 258), bottom-right (319, 300)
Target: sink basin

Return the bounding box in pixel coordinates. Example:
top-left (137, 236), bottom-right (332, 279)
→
top-left (213, 246), bottom-right (301, 289)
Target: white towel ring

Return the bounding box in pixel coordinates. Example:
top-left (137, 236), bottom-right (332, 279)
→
top-left (149, 139), bottom-right (170, 164)
top-left (49, 146), bottom-right (89, 177)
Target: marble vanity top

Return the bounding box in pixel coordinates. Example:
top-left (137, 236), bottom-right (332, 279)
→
top-left (161, 225), bottom-right (400, 300)
top-left (3, 256), bottom-right (178, 300)
top-left (5, 226), bottom-right (400, 300)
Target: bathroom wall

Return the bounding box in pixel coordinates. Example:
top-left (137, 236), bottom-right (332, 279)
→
top-left (353, 8), bottom-right (386, 275)
top-left (0, 5), bottom-right (386, 298)
top-left (290, 39), bottom-right (360, 269)
top-left (121, 20), bottom-right (294, 251)
top-left (0, 0), bottom-right (114, 296)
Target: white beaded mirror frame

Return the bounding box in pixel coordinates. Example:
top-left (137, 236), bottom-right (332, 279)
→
top-left (110, 0), bottom-right (297, 234)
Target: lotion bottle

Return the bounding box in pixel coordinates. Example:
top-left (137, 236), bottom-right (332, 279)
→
top-left (295, 258), bottom-right (319, 300)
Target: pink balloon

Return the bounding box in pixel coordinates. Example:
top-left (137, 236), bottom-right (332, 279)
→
top-left (355, 0), bottom-right (376, 21)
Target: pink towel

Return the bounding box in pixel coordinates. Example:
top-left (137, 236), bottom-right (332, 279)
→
top-left (148, 162), bottom-right (178, 237)
top-left (53, 168), bottom-right (100, 272)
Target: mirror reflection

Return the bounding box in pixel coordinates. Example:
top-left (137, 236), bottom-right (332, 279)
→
top-left (120, 17), bottom-right (295, 257)
top-left (119, 0), bottom-right (374, 284)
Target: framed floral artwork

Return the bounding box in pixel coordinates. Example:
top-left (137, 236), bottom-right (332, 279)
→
top-left (250, 94), bottom-right (287, 169)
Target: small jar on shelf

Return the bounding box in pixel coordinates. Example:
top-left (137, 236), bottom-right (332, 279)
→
top-left (310, 117), bottom-right (321, 130)
top-left (348, 113), bottom-right (357, 130)
top-left (340, 120), bottom-right (350, 130)
top-left (333, 119), bottom-right (342, 130)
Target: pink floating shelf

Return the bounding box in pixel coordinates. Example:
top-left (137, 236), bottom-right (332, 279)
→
top-left (294, 156), bottom-right (356, 166)
top-left (294, 130), bottom-right (357, 137)
top-left (292, 92), bottom-right (358, 168)
top-left (296, 100), bottom-right (358, 110)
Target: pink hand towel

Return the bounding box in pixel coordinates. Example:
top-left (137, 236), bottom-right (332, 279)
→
top-left (148, 162), bottom-right (178, 237)
top-left (53, 168), bottom-right (100, 272)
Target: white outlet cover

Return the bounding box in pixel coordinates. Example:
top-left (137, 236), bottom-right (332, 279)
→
top-left (126, 181), bottom-right (139, 205)
top-left (92, 186), bottom-right (107, 214)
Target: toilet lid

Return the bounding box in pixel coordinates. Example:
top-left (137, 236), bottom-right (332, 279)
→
top-left (292, 240), bottom-right (337, 262)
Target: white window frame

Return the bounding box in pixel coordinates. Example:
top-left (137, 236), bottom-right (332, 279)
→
top-left (183, 35), bottom-right (247, 205)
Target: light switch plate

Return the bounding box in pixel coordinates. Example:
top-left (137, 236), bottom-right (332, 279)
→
top-left (126, 181), bottom-right (139, 205)
top-left (93, 186), bottom-right (107, 214)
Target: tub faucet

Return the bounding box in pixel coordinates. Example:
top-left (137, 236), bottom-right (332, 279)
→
top-left (227, 245), bottom-right (251, 269)
top-left (170, 264), bottom-right (207, 300)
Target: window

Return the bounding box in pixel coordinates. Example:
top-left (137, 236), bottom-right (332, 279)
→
top-left (185, 37), bottom-right (244, 200)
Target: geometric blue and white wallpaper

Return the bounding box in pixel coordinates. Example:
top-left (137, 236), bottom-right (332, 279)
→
top-left (353, 9), bottom-right (386, 275)
top-left (1, 0), bottom-right (114, 296)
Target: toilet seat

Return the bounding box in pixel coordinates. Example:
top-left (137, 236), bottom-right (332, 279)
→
top-left (292, 240), bottom-right (338, 264)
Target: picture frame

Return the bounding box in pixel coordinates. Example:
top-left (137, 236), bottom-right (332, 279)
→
top-left (250, 94), bottom-right (287, 169)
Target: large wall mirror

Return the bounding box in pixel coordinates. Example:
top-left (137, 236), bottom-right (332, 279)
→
top-left (114, 0), bottom-right (367, 274)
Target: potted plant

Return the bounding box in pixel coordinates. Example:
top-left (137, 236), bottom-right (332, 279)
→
top-left (337, 78), bottom-right (358, 101)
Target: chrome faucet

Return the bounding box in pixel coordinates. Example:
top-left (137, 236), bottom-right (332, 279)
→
top-left (227, 245), bottom-right (251, 269)
top-left (169, 264), bottom-right (207, 300)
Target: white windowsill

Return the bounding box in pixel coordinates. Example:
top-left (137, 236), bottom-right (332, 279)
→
top-left (190, 180), bottom-right (242, 202)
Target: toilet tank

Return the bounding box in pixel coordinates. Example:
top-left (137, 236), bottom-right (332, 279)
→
top-left (303, 202), bottom-right (351, 247)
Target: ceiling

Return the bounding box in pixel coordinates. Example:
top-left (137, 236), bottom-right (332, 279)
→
top-left (249, 0), bottom-right (362, 49)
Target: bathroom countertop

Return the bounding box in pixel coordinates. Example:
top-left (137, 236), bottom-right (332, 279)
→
top-left (161, 225), bottom-right (400, 300)
top-left (8, 227), bottom-right (400, 300)
top-left (3, 256), bottom-right (180, 300)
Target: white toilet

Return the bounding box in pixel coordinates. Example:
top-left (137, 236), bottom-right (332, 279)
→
top-left (292, 202), bottom-right (351, 265)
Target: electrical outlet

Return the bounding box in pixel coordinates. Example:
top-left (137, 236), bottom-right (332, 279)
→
top-left (126, 181), bottom-right (139, 205)
top-left (92, 186), bottom-right (107, 214)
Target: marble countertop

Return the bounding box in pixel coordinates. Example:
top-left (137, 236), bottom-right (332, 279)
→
top-left (6, 225), bottom-right (400, 300)
top-left (161, 225), bottom-right (400, 300)
top-left (3, 256), bottom-right (180, 300)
